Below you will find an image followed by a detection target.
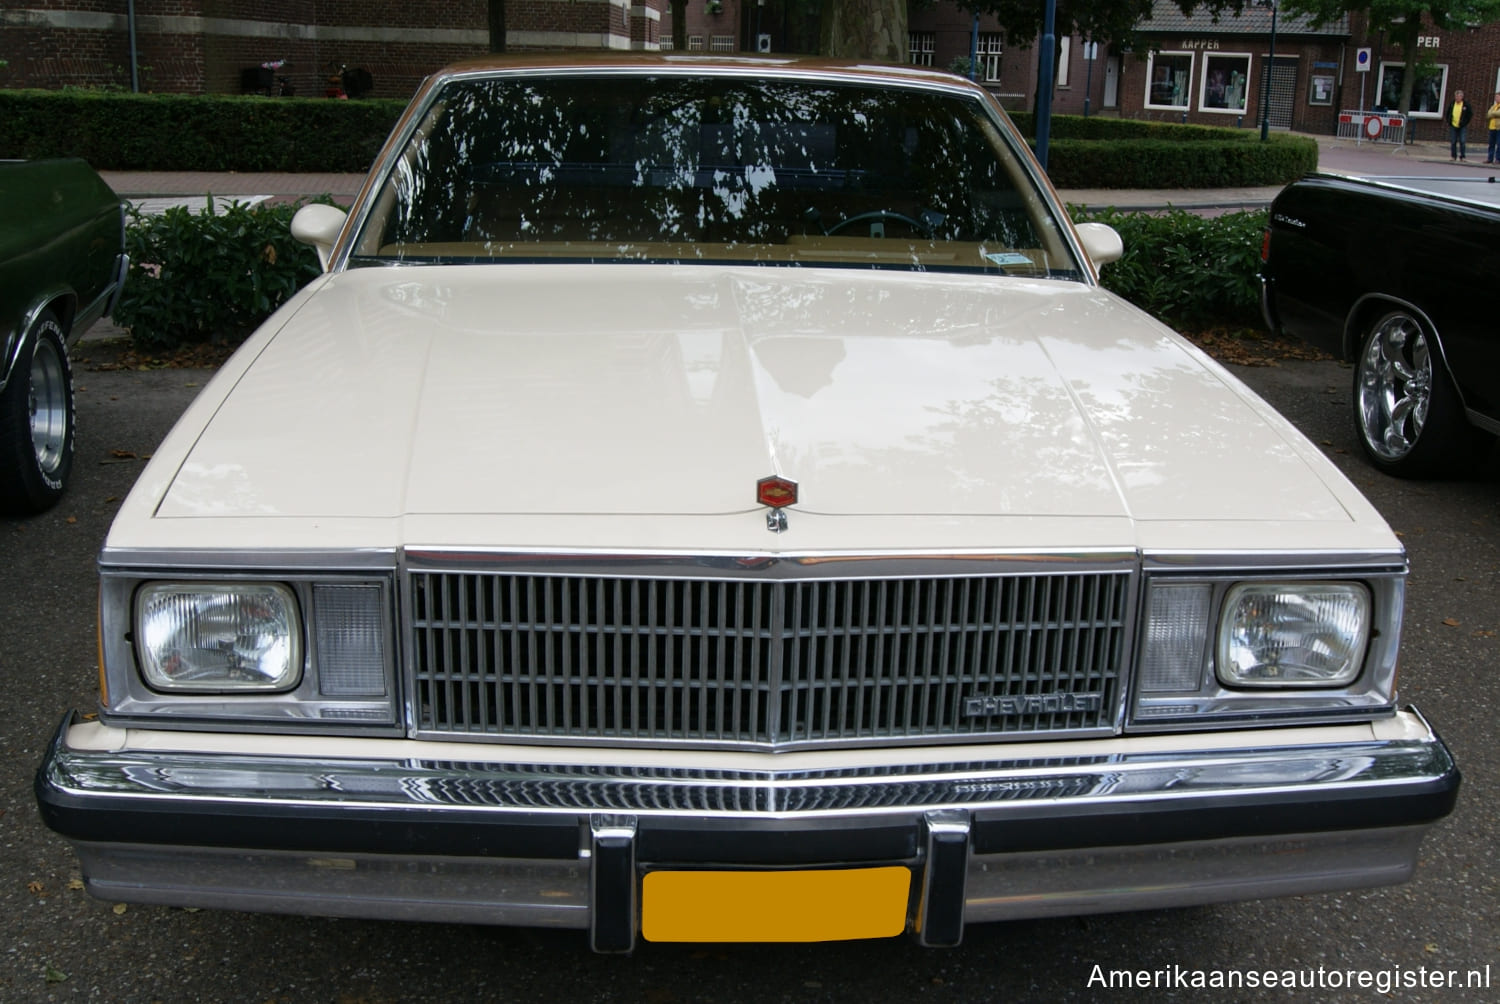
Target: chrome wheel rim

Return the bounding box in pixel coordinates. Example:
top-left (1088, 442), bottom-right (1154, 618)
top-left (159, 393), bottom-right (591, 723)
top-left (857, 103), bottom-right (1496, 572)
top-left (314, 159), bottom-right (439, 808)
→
top-left (28, 335), bottom-right (68, 476)
top-left (1357, 313), bottom-right (1431, 462)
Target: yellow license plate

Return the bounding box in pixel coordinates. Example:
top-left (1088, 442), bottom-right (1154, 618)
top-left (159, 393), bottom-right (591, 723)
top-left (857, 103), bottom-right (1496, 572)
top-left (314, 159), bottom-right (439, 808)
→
top-left (641, 866), bottom-right (910, 943)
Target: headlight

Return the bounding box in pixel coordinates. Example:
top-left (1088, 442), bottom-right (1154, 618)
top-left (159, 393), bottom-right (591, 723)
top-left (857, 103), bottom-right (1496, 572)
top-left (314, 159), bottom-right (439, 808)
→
top-left (136, 583), bottom-right (302, 692)
top-left (1216, 583), bottom-right (1369, 688)
top-left (1131, 569), bottom-right (1400, 730)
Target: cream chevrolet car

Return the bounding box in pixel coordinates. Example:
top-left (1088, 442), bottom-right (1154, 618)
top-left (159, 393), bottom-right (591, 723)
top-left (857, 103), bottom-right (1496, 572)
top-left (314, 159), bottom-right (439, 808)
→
top-left (37, 56), bottom-right (1458, 950)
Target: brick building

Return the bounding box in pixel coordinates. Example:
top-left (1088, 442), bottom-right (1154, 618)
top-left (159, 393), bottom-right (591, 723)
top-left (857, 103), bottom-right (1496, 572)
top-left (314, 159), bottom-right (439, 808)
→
top-left (911, 2), bottom-right (1500, 144)
top-left (4, 2), bottom-right (1498, 144)
top-left (0, 1), bottom-right (744, 99)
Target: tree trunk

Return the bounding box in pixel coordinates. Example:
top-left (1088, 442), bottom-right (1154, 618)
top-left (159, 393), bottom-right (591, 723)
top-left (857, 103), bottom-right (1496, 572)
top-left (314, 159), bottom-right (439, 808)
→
top-left (672, 0), bottom-right (687, 51)
top-left (820, 0), bottom-right (907, 62)
top-left (488, 0), bottom-right (507, 54)
top-left (1390, 20), bottom-right (1421, 124)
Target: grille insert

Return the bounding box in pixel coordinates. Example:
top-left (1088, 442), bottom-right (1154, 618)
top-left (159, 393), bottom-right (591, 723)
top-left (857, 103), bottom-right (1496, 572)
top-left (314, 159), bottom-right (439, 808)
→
top-left (410, 570), bottom-right (1129, 748)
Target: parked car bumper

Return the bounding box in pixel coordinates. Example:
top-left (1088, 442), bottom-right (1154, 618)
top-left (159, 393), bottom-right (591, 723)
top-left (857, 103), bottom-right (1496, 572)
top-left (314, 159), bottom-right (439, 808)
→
top-left (36, 710), bottom-right (1459, 949)
top-left (1259, 272), bottom-right (1281, 336)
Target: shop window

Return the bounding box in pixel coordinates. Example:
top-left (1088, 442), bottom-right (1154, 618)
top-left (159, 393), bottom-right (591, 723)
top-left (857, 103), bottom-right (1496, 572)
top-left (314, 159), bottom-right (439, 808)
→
top-left (1376, 62), bottom-right (1448, 117)
top-left (1146, 51), bottom-right (1193, 110)
top-left (1198, 53), bottom-right (1251, 114)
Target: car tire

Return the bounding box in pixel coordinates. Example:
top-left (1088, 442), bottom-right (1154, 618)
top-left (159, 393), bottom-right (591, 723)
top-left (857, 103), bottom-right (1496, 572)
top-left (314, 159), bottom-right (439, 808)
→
top-left (1352, 309), bottom-right (1484, 478)
top-left (0, 310), bottom-right (75, 515)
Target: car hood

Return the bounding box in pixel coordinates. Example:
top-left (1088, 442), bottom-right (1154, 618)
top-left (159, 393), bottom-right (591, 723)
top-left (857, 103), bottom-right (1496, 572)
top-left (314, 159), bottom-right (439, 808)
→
top-left (146, 265), bottom-right (1364, 537)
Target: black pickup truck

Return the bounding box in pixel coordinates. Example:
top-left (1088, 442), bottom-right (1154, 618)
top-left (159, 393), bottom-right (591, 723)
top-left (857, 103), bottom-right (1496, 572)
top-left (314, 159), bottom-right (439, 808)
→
top-left (1260, 173), bottom-right (1500, 477)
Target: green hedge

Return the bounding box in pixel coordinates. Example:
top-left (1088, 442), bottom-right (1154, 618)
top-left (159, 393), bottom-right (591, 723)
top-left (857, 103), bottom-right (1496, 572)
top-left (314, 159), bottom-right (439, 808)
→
top-left (1009, 114), bottom-right (1317, 188)
top-left (0, 89), bottom-right (405, 172)
top-left (0, 90), bottom-right (1315, 187)
top-left (1009, 113), bottom-right (1251, 141)
top-left (1046, 136), bottom-right (1315, 188)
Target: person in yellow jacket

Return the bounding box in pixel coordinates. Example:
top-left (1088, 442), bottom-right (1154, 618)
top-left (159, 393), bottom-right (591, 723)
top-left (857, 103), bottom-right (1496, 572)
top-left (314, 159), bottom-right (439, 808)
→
top-left (1446, 89), bottom-right (1472, 161)
top-left (1487, 91), bottom-right (1500, 164)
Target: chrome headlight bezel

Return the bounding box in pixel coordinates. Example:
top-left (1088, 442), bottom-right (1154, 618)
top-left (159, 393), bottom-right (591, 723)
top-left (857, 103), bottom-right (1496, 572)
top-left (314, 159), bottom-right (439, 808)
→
top-left (98, 552), bottom-right (401, 735)
top-left (1130, 562), bottom-right (1404, 730)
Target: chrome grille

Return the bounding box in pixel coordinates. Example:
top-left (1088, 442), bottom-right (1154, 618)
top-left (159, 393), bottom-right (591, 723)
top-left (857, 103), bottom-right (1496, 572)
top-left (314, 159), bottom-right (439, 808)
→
top-left (409, 570), bottom-right (1130, 749)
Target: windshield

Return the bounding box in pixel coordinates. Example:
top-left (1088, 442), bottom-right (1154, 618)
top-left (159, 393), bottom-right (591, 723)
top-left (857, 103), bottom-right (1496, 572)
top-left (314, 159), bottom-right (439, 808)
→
top-left (350, 73), bottom-right (1082, 279)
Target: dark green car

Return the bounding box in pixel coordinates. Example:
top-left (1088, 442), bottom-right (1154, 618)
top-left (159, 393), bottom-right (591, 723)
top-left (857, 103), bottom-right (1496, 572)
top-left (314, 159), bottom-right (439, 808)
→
top-left (0, 159), bottom-right (127, 515)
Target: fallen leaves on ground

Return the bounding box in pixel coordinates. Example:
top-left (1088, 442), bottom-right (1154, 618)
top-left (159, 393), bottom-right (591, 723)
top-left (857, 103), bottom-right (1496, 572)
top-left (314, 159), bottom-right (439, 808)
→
top-left (1179, 326), bottom-right (1335, 366)
top-left (81, 337), bottom-right (237, 372)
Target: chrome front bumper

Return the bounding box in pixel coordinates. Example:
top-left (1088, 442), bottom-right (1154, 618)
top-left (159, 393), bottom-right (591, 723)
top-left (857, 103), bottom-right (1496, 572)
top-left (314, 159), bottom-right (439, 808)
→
top-left (36, 711), bottom-right (1459, 950)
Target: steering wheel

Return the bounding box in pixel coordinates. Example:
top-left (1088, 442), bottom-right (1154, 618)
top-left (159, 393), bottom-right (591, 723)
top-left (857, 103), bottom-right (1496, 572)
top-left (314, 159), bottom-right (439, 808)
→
top-left (825, 210), bottom-right (935, 239)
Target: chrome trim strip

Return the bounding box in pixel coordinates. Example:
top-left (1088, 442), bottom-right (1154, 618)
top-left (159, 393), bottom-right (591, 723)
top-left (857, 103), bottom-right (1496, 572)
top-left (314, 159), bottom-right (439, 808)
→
top-left (403, 548), bottom-right (1140, 580)
top-left (1142, 551), bottom-right (1406, 573)
top-left (100, 547), bottom-right (399, 572)
top-left (43, 717), bottom-right (1454, 822)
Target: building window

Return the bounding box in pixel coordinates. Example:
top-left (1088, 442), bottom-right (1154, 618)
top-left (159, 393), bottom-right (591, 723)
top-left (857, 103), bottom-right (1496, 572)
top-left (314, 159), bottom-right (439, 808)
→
top-left (978, 33), bottom-right (1003, 83)
top-left (659, 36), bottom-right (673, 51)
top-left (1145, 51), bottom-right (1193, 110)
top-left (710, 35), bottom-right (735, 52)
top-left (1198, 53), bottom-right (1251, 114)
top-left (688, 35), bottom-right (705, 51)
top-left (1377, 62), bottom-right (1448, 117)
top-left (1057, 38), bottom-right (1071, 87)
top-left (909, 32), bottom-right (935, 67)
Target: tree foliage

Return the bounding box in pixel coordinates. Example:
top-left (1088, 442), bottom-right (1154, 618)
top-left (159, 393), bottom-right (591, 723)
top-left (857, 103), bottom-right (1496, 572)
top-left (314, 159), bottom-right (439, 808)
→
top-left (959, 0), bottom-right (1249, 50)
top-left (1278, 0), bottom-right (1500, 116)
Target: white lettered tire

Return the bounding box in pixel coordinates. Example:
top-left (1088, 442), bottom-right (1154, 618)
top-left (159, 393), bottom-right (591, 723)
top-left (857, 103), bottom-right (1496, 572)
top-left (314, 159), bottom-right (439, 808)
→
top-left (0, 310), bottom-right (75, 515)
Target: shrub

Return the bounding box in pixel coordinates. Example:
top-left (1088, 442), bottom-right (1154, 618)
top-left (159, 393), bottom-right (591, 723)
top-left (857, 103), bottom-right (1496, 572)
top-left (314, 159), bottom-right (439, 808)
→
top-left (0, 89), bottom-right (404, 172)
top-left (113, 199), bottom-right (325, 352)
top-left (1071, 206), bottom-right (1268, 328)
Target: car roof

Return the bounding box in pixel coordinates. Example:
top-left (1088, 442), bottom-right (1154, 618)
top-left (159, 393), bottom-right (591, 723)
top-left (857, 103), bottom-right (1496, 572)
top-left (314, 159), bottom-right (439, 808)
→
top-left (427, 53), bottom-right (984, 92)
